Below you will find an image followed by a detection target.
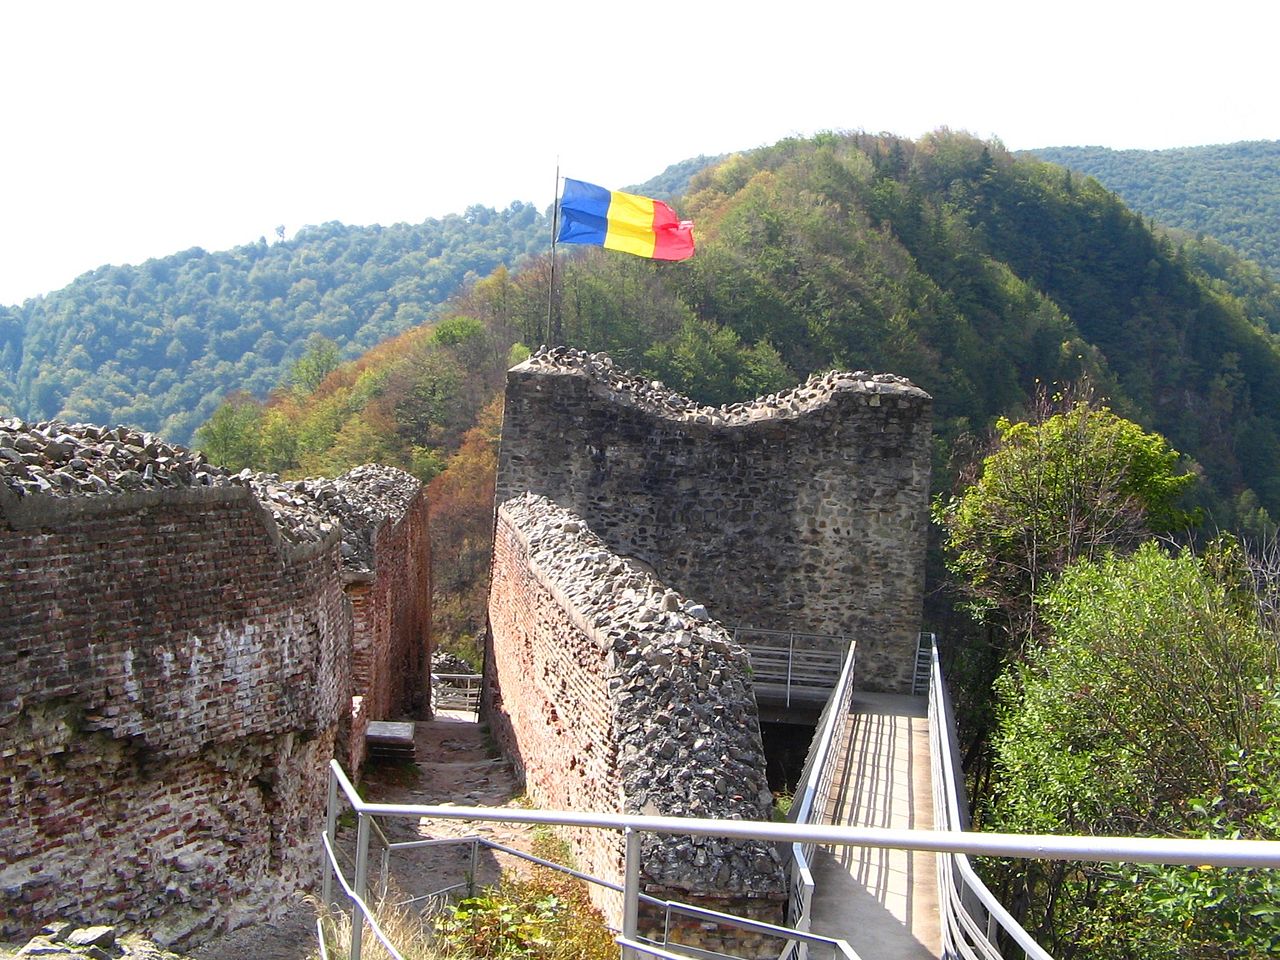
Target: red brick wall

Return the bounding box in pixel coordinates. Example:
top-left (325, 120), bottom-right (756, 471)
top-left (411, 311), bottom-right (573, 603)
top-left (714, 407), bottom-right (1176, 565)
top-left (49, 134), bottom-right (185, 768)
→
top-left (484, 507), bottom-right (625, 916)
top-left (0, 486), bottom-right (351, 943)
top-left (347, 489), bottom-right (431, 724)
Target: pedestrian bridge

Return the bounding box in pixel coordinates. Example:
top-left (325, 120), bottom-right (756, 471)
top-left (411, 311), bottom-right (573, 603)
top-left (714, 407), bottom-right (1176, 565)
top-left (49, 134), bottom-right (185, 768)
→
top-left (321, 638), bottom-right (1280, 960)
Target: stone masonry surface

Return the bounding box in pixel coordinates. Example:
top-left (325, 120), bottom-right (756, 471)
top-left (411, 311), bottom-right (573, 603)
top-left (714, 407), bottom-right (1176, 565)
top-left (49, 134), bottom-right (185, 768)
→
top-left (495, 347), bottom-right (933, 693)
top-left (0, 419), bottom-right (428, 944)
top-left (485, 494), bottom-right (786, 930)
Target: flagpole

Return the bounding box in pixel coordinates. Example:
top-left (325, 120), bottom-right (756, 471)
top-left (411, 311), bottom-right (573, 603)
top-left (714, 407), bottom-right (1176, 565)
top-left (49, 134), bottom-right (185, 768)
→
top-left (546, 163), bottom-right (560, 346)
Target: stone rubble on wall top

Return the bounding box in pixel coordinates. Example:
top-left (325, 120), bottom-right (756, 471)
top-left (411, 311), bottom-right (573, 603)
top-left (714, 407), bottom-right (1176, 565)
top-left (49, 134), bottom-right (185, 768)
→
top-left (12, 920), bottom-right (184, 959)
top-left (519, 345), bottom-right (928, 425)
top-left (0, 417), bottom-right (420, 572)
top-left (501, 492), bottom-right (786, 898)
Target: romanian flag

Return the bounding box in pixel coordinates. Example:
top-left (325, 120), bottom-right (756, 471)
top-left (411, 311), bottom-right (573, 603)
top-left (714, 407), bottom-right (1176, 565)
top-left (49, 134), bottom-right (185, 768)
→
top-left (557, 178), bottom-right (695, 261)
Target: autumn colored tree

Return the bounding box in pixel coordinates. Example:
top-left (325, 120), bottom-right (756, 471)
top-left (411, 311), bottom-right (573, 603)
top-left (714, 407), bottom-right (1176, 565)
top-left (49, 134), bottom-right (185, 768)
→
top-left (428, 396), bottom-right (502, 664)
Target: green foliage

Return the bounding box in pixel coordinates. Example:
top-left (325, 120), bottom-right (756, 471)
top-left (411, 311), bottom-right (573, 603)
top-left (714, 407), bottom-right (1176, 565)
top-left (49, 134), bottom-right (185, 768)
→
top-left (1028, 140), bottom-right (1280, 280)
top-left (988, 543), bottom-right (1280, 958)
top-left (434, 870), bottom-right (616, 960)
top-left (3, 203), bottom-right (547, 443)
top-left (934, 398), bottom-right (1197, 641)
top-left (288, 334), bottom-right (341, 394)
top-left (626, 154), bottom-right (725, 202)
top-left (643, 319), bottom-right (793, 405)
top-left (432, 315), bottom-right (487, 348)
top-left (193, 391), bottom-right (263, 470)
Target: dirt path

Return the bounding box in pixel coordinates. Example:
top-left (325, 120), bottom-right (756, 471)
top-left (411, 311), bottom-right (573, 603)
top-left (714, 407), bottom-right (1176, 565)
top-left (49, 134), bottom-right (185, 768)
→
top-left (188, 712), bottom-right (535, 960)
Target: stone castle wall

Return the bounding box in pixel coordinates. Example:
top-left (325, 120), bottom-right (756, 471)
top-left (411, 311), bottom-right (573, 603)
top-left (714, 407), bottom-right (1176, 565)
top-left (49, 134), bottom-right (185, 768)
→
top-left (0, 422), bottom-right (429, 944)
top-left (0, 484), bottom-right (350, 942)
top-left (495, 349), bottom-right (933, 692)
top-left (352, 502), bottom-right (431, 722)
top-left (485, 495), bottom-right (786, 940)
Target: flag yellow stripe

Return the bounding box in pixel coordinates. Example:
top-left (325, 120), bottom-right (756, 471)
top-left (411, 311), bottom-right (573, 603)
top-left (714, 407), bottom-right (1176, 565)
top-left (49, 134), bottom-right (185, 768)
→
top-left (604, 191), bottom-right (657, 258)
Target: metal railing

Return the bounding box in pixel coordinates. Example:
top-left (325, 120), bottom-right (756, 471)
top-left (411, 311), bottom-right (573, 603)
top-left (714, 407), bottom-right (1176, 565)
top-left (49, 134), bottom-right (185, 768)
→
top-left (735, 628), bottom-right (847, 708)
top-left (320, 760), bottom-right (859, 960)
top-left (431, 672), bottom-right (482, 716)
top-left (319, 756), bottom-right (1280, 960)
top-left (927, 639), bottom-right (1052, 960)
top-left (781, 641), bottom-right (857, 959)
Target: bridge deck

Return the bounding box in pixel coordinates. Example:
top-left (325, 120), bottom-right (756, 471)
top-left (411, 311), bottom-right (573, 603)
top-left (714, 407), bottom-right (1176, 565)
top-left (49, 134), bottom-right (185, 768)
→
top-left (809, 691), bottom-right (941, 959)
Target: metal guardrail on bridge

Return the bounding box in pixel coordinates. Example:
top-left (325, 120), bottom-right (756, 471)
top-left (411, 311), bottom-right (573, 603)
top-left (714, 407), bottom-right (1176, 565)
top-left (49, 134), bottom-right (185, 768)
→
top-left (927, 638), bottom-right (1052, 960)
top-left (319, 757), bottom-right (1280, 960)
top-left (782, 641), bottom-right (857, 960)
top-left (734, 628), bottom-right (847, 708)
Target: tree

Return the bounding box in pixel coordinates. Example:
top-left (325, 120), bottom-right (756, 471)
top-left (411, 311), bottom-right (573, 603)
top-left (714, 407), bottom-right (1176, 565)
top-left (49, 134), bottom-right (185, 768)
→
top-left (989, 542), bottom-right (1280, 959)
top-left (193, 392), bottom-right (263, 469)
top-left (288, 333), bottom-right (341, 395)
top-left (934, 394), bottom-right (1198, 645)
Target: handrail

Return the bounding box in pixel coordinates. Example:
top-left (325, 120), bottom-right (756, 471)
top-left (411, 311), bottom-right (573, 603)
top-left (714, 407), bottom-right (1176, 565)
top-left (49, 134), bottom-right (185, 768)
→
top-left (323, 763), bottom-right (866, 960)
top-left (928, 640), bottom-right (1053, 960)
top-left (323, 739), bottom-right (1280, 960)
top-left (783, 639), bottom-right (857, 958)
top-left (431, 672), bottom-right (483, 715)
top-left (735, 627), bottom-right (847, 709)
top-left (326, 758), bottom-right (1280, 866)
top-left (319, 829), bottom-right (407, 960)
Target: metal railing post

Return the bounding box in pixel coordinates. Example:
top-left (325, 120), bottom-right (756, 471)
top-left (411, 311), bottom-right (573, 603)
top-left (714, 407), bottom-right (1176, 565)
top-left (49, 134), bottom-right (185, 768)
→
top-left (622, 827), bottom-right (642, 960)
top-left (786, 631), bottom-right (795, 707)
top-left (469, 838), bottom-right (479, 895)
top-left (323, 766), bottom-right (338, 909)
top-left (350, 811), bottom-right (372, 960)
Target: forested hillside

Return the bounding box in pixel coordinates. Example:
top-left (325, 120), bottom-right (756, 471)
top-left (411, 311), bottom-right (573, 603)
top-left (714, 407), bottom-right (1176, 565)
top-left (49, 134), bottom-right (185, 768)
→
top-left (0, 203), bottom-right (547, 442)
top-left (183, 131), bottom-right (1280, 954)
top-left (189, 131), bottom-right (1280, 658)
top-left (1028, 140), bottom-right (1280, 278)
top-left (211, 132), bottom-right (1280, 528)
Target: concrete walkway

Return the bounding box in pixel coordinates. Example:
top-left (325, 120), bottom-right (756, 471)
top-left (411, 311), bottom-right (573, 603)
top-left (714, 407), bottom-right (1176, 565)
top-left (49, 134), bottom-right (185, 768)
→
top-left (809, 692), bottom-right (941, 959)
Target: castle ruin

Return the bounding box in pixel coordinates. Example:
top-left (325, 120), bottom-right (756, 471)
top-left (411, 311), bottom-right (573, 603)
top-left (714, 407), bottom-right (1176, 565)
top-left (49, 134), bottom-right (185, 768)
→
top-left (485, 348), bottom-right (932, 947)
top-left (0, 420), bottom-right (430, 943)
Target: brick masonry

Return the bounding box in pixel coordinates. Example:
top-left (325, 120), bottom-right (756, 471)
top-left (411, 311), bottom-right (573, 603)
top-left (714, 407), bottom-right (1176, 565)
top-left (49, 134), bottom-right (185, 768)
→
top-left (485, 495), bottom-right (786, 936)
top-left (345, 486), bottom-right (432, 725)
top-left (0, 485), bottom-right (350, 943)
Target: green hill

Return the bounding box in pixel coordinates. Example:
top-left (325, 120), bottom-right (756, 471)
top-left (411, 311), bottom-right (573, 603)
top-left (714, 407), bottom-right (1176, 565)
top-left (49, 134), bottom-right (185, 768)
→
top-left (206, 131), bottom-right (1280, 540)
top-left (1026, 140), bottom-right (1280, 279)
top-left (0, 203), bottom-right (548, 442)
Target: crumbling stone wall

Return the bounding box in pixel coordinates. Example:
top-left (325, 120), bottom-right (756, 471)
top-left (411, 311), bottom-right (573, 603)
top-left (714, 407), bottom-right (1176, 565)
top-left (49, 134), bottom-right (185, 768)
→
top-left (485, 495), bottom-right (786, 939)
top-left (0, 484), bottom-right (349, 942)
top-left (0, 421), bottom-right (428, 944)
top-left (268, 464), bottom-right (433, 766)
top-left (332, 466), bottom-right (432, 724)
top-left (496, 349), bottom-right (932, 692)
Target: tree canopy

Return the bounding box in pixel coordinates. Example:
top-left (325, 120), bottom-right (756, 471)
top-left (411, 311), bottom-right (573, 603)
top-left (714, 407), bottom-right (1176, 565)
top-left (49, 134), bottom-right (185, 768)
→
top-left (990, 542), bottom-right (1280, 958)
top-left (934, 398), bottom-right (1198, 641)
top-left (1028, 140), bottom-right (1280, 280)
top-left (0, 203), bottom-right (547, 443)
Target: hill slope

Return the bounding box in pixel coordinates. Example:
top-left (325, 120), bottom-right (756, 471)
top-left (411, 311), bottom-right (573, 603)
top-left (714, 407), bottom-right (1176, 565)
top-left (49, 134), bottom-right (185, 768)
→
top-left (216, 132), bottom-right (1280, 540)
top-left (1027, 140), bottom-right (1280, 278)
top-left (0, 203), bottom-right (547, 442)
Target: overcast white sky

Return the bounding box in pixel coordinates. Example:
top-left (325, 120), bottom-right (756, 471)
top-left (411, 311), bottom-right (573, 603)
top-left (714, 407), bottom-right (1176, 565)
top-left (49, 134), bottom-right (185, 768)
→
top-left (2, 0), bottom-right (1276, 307)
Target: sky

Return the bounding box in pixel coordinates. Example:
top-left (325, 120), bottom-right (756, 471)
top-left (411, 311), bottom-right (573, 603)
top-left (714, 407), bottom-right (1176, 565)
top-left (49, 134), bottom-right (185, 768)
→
top-left (2, 0), bottom-right (1277, 307)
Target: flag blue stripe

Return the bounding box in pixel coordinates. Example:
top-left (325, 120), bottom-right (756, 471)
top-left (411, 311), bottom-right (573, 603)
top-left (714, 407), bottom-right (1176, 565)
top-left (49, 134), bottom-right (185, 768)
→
top-left (557, 178), bottom-right (612, 245)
